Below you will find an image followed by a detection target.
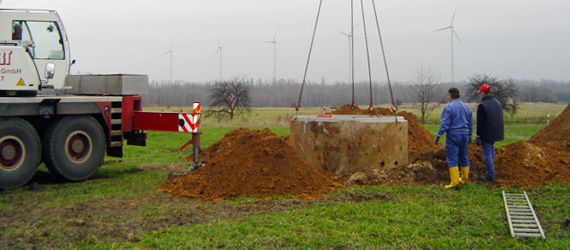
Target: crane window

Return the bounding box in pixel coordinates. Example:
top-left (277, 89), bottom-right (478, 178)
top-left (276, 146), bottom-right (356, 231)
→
top-left (12, 20), bottom-right (65, 60)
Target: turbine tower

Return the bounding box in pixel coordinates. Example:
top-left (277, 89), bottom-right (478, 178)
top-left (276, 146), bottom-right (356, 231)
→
top-left (163, 40), bottom-right (174, 83)
top-left (215, 37), bottom-right (228, 82)
top-left (265, 30), bottom-right (279, 83)
top-left (337, 24), bottom-right (358, 84)
top-left (434, 7), bottom-right (462, 83)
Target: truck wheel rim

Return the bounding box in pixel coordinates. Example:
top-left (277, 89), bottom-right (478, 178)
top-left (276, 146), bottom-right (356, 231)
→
top-left (65, 131), bottom-right (93, 164)
top-left (0, 136), bottom-right (26, 171)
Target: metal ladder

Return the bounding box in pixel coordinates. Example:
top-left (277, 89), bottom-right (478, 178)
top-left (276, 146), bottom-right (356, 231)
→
top-left (502, 191), bottom-right (545, 239)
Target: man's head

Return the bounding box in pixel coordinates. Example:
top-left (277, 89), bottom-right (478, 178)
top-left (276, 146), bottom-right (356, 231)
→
top-left (448, 87), bottom-right (460, 100)
top-left (477, 83), bottom-right (491, 96)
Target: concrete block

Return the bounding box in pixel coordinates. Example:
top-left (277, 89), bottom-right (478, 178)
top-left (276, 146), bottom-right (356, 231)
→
top-left (289, 115), bottom-right (408, 177)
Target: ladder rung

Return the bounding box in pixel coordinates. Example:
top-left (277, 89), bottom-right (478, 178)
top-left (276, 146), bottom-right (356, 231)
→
top-left (513, 224), bottom-right (539, 228)
top-left (510, 213), bottom-right (532, 216)
top-left (511, 220), bottom-right (535, 223)
top-left (511, 215), bottom-right (533, 218)
top-left (110, 141), bottom-right (123, 147)
top-left (111, 119), bottom-right (122, 125)
top-left (514, 228), bottom-right (540, 233)
top-left (514, 233), bottom-right (543, 238)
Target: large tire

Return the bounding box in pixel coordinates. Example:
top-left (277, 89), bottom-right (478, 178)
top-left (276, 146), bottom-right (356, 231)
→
top-left (43, 116), bottom-right (106, 181)
top-left (0, 118), bottom-right (41, 190)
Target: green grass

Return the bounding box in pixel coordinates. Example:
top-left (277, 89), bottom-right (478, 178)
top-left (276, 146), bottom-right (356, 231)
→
top-left (423, 124), bottom-right (546, 148)
top-left (2, 106), bottom-right (569, 249)
top-left (394, 102), bottom-right (567, 125)
top-left (75, 185), bottom-right (570, 249)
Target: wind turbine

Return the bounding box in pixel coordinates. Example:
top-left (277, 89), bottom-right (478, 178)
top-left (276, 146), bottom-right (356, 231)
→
top-left (265, 29), bottom-right (279, 83)
top-left (337, 23), bottom-right (359, 84)
top-left (434, 7), bottom-right (462, 83)
top-left (163, 40), bottom-right (173, 83)
top-left (215, 37), bottom-right (228, 82)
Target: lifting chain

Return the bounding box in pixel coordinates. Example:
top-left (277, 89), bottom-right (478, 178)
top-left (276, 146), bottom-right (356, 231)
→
top-left (296, 0), bottom-right (399, 121)
top-left (371, 0), bottom-right (399, 118)
top-left (359, 0), bottom-right (375, 113)
top-left (296, 0), bottom-right (324, 112)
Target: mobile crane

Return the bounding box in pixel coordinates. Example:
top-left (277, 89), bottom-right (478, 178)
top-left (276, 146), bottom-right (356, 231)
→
top-left (0, 8), bottom-right (201, 189)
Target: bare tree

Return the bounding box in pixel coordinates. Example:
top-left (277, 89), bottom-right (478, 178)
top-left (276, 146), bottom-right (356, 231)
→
top-left (207, 77), bottom-right (251, 120)
top-left (465, 74), bottom-right (519, 117)
top-left (407, 65), bottom-right (442, 124)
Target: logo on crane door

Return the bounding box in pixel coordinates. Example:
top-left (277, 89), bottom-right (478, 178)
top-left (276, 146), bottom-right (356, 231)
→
top-left (0, 51), bottom-right (13, 65)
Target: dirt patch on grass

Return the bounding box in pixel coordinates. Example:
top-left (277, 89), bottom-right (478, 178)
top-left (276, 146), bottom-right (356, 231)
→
top-left (159, 128), bottom-right (341, 201)
top-left (0, 188), bottom-right (392, 249)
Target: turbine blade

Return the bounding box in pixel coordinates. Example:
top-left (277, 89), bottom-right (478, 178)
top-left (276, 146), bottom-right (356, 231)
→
top-left (450, 6), bottom-right (458, 25)
top-left (273, 29), bottom-right (279, 41)
top-left (453, 30), bottom-right (462, 44)
top-left (434, 26), bottom-right (450, 32)
top-left (337, 30), bottom-right (349, 36)
top-left (349, 23), bottom-right (360, 35)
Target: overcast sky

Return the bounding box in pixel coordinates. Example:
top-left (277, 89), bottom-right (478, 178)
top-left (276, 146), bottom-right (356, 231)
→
top-left (3, 0), bottom-right (570, 83)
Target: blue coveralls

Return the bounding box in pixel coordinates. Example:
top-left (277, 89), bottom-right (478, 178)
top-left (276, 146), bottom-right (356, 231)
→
top-left (437, 99), bottom-right (473, 167)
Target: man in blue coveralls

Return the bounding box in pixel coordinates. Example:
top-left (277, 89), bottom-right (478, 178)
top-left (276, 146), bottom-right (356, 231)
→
top-left (435, 88), bottom-right (473, 189)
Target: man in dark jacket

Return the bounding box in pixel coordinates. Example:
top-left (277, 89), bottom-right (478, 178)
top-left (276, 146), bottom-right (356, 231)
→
top-left (435, 87), bottom-right (473, 189)
top-left (476, 84), bottom-right (504, 181)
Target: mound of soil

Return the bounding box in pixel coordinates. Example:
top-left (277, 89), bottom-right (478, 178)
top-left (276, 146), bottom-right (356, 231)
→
top-left (347, 144), bottom-right (487, 186)
top-left (528, 104), bottom-right (570, 152)
top-left (331, 104), bottom-right (437, 154)
top-left (494, 141), bottom-right (570, 187)
top-left (159, 128), bottom-right (341, 201)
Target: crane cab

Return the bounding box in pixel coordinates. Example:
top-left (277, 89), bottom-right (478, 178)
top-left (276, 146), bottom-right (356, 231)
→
top-left (0, 9), bottom-right (72, 96)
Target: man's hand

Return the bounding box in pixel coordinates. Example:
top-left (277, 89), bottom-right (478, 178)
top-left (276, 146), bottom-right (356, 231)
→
top-left (434, 134), bottom-right (441, 145)
top-left (475, 136), bottom-right (481, 146)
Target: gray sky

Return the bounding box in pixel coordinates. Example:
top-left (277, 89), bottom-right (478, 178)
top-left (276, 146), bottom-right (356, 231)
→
top-left (3, 0), bottom-right (570, 83)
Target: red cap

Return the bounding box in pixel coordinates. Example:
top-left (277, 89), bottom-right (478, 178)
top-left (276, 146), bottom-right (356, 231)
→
top-left (477, 84), bottom-right (491, 93)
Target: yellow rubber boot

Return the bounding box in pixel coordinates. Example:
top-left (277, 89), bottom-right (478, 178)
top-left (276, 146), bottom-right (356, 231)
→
top-left (460, 166), bottom-right (469, 184)
top-left (445, 167), bottom-right (460, 189)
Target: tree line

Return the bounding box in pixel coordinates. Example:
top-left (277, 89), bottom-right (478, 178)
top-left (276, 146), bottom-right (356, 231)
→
top-left (141, 78), bottom-right (570, 108)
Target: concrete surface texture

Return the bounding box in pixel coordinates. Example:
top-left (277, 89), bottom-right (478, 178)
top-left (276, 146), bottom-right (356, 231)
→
top-left (289, 115), bottom-right (408, 177)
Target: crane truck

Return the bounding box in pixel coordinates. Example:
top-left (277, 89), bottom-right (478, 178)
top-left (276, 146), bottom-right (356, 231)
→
top-left (0, 8), bottom-right (202, 189)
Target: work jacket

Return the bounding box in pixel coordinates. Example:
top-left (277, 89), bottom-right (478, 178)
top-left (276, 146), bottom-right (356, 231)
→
top-left (477, 95), bottom-right (504, 143)
top-left (437, 99), bottom-right (473, 136)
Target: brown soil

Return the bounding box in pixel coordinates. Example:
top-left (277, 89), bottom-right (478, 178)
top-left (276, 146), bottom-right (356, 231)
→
top-left (494, 141), bottom-right (570, 187)
top-left (159, 128), bottom-right (341, 201)
top-left (334, 103), bottom-right (570, 188)
top-left (528, 104), bottom-right (570, 152)
top-left (163, 103), bottom-right (570, 200)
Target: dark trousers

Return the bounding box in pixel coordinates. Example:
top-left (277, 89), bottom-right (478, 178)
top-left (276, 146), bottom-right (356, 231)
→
top-left (482, 142), bottom-right (495, 181)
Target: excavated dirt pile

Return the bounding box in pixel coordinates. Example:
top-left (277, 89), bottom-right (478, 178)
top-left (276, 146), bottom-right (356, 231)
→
top-left (494, 141), bottom-right (570, 187)
top-left (159, 128), bottom-right (341, 201)
top-left (334, 103), bottom-right (570, 188)
top-left (528, 104), bottom-right (570, 152)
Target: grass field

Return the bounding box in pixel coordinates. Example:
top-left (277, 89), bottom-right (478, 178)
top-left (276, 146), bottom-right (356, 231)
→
top-left (1, 104), bottom-right (569, 249)
top-left (150, 102), bottom-right (567, 127)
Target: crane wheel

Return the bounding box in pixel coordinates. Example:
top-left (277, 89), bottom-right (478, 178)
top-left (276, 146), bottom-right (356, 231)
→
top-left (43, 116), bottom-right (106, 181)
top-left (0, 118), bottom-right (41, 190)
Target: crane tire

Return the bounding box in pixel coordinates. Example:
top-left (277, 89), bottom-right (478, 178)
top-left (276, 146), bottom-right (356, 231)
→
top-left (43, 116), bottom-right (106, 182)
top-left (0, 118), bottom-right (41, 190)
